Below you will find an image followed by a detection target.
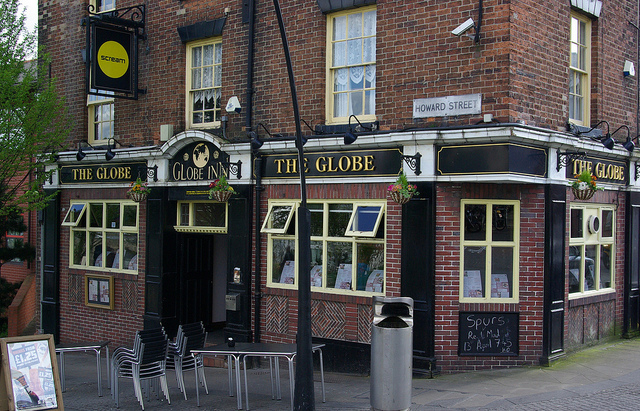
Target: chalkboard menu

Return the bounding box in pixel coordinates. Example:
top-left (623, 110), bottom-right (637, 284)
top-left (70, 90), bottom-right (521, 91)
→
top-left (458, 312), bottom-right (519, 356)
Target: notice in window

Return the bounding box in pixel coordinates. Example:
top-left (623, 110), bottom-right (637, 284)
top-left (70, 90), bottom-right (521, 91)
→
top-left (365, 270), bottom-right (384, 292)
top-left (310, 265), bottom-right (322, 287)
top-left (334, 264), bottom-right (352, 290)
top-left (463, 270), bottom-right (483, 298)
top-left (279, 261), bottom-right (295, 284)
top-left (491, 273), bottom-right (510, 298)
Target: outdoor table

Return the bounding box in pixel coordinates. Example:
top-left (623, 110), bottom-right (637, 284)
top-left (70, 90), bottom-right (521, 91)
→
top-left (55, 340), bottom-right (110, 397)
top-left (192, 342), bottom-right (325, 410)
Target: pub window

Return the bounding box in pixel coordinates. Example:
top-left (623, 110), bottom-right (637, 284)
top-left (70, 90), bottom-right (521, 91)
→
top-left (68, 201), bottom-right (139, 273)
top-left (175, 201), bottom-right (228, 233)
top-left (263, 200), bottom-right (385, 294)
top-left (569, 205), bottom-right (615, 295)
top-left (460, 200), bottom-right (520, 302)
top-left (87, 92), bottom-right (114, 144)
top-left (326, 5), bottom-right (377, 125)
top-left (186, 37), bottom-right (223, 129)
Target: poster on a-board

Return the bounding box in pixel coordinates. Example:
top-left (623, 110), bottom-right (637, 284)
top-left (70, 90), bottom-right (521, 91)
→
top-left (0, 335), bottom-right (63, 411)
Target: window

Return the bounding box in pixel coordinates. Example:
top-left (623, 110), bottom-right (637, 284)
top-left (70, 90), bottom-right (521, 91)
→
top-left (326, 6), bottom-right (376, 125)
top-left (460, 200), bottom-right (520, 302)
top-left (68, 201), bottom-right (139, 272)
top-left (89, 0), bottom-right (115, 13)
top-left (87, 92), bottom-right (114, 144)
top-left (175, 201), bottom-right (228, 233)
top-left (569, 12), bottom-right (591, 126)
top-left (4, 215), bottom-right (25, 263)
top-left (263, 200), bottom-right (386, 294)
top-left (569, 205), bottom-right (614, 295)
top-left (186, 38), bottom-right (223, 129)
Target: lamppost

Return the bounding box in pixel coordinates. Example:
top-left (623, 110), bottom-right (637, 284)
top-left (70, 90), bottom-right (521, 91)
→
top-left (271, 0), bottom-right (314, 408)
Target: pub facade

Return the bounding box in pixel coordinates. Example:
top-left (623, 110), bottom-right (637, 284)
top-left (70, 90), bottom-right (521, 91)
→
top-left (37, 0), bottom-right (640, 374)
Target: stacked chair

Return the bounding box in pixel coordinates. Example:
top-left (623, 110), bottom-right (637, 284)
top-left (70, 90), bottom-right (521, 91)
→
top-left (168, 321), bottom-right (209, 400)
top-left (111, 327), bottom-right (171, 410)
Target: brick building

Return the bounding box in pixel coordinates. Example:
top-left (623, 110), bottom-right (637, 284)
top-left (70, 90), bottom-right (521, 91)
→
top-left (37, 0), bottom-right (640, 374)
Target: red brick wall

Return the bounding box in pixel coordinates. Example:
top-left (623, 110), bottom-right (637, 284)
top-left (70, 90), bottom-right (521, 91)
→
top-left (57, 188), bottom-right (146, 348)
top-left (39, 1), bottom-right (639, 145)
top-left (434, 183), bottom-right (546, 372)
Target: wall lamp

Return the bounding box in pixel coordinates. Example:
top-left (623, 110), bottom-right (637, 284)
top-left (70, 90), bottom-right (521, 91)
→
top-left (624, 136), bottom-right (640, 152)
top-left (76, 141), bottom-right (95, 161)
top-left (608, 125), bottom-right (630, 151)
top-left (105, 138), bottom-right (125, 161)
top-left (573, 120), bottom-right (613, 148)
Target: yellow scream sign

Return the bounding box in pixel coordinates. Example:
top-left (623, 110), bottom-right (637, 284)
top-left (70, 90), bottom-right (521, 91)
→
top-left (97, 41), bottom-right (129, 79)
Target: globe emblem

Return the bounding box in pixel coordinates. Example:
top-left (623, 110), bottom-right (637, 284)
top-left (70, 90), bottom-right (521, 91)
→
top-left (193, 143), bottom-right (210, 168)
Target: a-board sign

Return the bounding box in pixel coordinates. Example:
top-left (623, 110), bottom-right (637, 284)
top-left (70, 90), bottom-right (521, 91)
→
top-left (458, 312), bottom-right (519, 356)
top-left (0, 335), bottom-right (63, 411)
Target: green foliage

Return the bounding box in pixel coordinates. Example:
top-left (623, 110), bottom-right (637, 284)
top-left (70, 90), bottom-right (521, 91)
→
top-left (0, 0), bottom-right (71, 219)
top-left (0, 276), bottom-right (21, 318)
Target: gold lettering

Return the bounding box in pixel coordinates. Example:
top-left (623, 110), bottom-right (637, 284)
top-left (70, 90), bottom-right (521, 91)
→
top-left (351, 156), bottom-right (363, 172)
top-left (326, 157), bottom-right (338, 172)
top-left (173, 163), bottom-right (184, 180)
top-left (285, 158), bottom-right (297, 174)
top-left (364, 155), bottom-right (375, 171)
top-left (274, 159), bottom-right (285, 174)
top-left (316, 157), bottom-right (327, 172)
top-left (338, 156), bottom-right (351, 171)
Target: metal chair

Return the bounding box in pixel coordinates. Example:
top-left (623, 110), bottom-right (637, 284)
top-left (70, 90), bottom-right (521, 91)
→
top-left (172, 322), bottom-right (208, 400)
top-left (112, 328), bottom-right (171, 410)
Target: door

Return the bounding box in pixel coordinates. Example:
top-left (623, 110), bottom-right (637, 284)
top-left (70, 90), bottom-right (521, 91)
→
top-left (178, 234), bottom-right (215, 327)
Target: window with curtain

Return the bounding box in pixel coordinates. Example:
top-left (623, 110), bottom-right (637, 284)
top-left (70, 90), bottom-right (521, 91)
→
top-left (326, 6), bottom-right (376, 125)
top-left (186, 38), bottom-right (223, 128)
top-left (87, 92), bottom-right (114, 143)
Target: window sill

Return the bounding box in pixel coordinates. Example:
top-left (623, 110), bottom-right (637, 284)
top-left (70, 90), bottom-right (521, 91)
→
top-left (568, 290), bottom-right (616, 307)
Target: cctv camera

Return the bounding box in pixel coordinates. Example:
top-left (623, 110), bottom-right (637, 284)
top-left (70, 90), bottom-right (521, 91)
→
top-left (226, 96), bottom-right (242, 113)
top-left (452, 18), bottom-right (475, 36)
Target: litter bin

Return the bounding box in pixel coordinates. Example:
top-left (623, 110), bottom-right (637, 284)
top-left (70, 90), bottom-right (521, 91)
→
top-left (370, 296), bottom-right (413, 411)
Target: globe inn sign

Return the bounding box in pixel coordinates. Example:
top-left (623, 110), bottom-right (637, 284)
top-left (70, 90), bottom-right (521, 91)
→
top-left (169, 142), bottom-right (232, 182)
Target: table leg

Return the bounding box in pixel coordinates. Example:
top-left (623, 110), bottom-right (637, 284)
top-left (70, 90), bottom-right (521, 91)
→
top-left (228, 355), bottom-right (234, 397)
top-left (275, 357), bottom-right (281, 400)
top-left (235, 355), bottom-right (243, 410)
top-left (287, 357), bottom-right (295, 411)
top-left (106, 346), bottom-right (110, 390)
top-left (95, 349), bottom-right (102, 397)
top-left (318, 349), bottom-right (325, 403)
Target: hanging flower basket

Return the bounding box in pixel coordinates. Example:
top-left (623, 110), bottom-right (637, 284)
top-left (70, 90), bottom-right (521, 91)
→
top-left (388, 191), bottom-right (412, 205)
top-left (210, 190), bottom-right (233, 202)
top-left (126, 177), bottom-right (151, 202)
top-left (572, 186), bottom-right (596, 201)
top-left (387, 172), bottom-right (419, 205)
top-left (127, 190), bottom-right (148, 203)
top-left (570, 170), bottom-right (602, 201)
top-left (209, 175), bottom-right (236, 202)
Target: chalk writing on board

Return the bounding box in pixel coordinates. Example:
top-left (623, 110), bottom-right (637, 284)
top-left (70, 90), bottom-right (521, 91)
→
top-left (459, 312), bottom-right (519, 356)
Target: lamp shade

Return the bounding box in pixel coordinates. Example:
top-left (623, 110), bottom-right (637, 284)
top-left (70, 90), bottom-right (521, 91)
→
top-left (601, 135), bottom-right (615, 150)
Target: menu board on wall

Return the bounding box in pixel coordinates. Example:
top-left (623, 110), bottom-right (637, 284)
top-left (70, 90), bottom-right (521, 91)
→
top-left (0, 335), bottom-right (63, 411)
top-left (458, 312), bottom-right (519, 356)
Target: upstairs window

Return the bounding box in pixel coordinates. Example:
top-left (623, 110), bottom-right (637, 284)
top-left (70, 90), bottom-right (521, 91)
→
top-left (326, 6), bottom-right (376, 125)
top-left (569, 12), bottom-right (591, 126)
top-left (87, 92), bottom-right (114, 144)
top-left (90, 0), bottom-right (115, 13)
top-left (186, 38), bottom-right (223, 129)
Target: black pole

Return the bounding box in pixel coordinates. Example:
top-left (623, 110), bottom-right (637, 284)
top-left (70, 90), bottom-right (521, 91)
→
top-left (271, 0), bottom-right (314, 409)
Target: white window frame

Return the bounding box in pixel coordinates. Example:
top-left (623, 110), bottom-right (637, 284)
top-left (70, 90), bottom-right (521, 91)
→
top-left (186, 37), bottom-right (223, 129)
top-left (569, 12), bottom-right (591, 126)
top-left (261, 202), bottom-right (297, 234)
top-left (569, 204), bottom-right (615, 297)
top-left (345, 203), bottom-right (385, 237)
top-left (175, 201), bottom-right (229, 234)
top-left (459, 200), bottom-right (520, 303)
top-left (325, 5), bottom-right (377, 125)
top-left (68, 201), bottom-right (139, 273)
top-left (89, 0), bottom-right (116, 13)
top-left (263, 200), bottom-right (386, 295)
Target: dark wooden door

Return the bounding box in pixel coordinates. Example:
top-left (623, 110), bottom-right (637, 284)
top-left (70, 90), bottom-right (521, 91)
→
top-left (178, 234), bottom-right (214, 327)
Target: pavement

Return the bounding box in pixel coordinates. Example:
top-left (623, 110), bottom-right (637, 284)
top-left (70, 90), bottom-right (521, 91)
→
top-left (57, 336), bottom-right (640, 410)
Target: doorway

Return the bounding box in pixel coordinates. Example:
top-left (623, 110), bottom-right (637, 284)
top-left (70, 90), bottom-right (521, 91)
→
top-left (177, 233), bottom-right (228, 331)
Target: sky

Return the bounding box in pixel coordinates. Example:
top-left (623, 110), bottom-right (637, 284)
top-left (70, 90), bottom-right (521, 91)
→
top-left (20, 0), bottom-right (38, 33)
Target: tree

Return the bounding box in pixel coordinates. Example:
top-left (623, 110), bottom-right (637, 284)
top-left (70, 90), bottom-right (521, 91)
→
top-left (0, 0), bottom-right (70, 271)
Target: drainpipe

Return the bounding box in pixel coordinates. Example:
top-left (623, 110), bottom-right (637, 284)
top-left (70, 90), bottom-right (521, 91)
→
top-left (245, 0), bottom-right (261, 343)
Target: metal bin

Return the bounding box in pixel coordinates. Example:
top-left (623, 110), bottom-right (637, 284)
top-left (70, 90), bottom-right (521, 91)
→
top-left (370, 296), bottom-right (413, 411)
